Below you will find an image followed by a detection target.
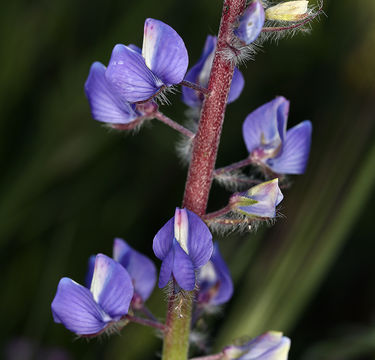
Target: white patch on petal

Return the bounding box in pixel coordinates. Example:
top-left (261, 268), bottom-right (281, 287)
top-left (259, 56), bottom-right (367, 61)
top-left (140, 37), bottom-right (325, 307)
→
top-left (198, 261), bottom-right (217, 283)
top-left (174, 208), bottom-right (189, 254)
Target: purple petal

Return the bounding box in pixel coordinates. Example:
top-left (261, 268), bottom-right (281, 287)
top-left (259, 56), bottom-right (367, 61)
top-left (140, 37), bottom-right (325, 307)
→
top-left (237, 332), bottom-right (291, 360)
top-left (105, 44), bottom-right (161, 103)
top-left (113, 238), bottom-right (156, 302)
top-left (242, 97), bottom-right (289, 154)
top-left (153, 216), bottom-right (174, 260)
top-left (127, 44), bottom-right (142, 53)
top-left (186, 209), bottom-right (213, 268)
top-left (158, 247), bottom-right (174, 288)
top-left (182, 35), bottom-right (216, 107)
top-left (85, 255), bottom-right (96, 288)
top-left (90, 254), bottom-right (133, 318)
top-left (142, 18), bottom-right (188, 85)
top-left (236, 179), bottom-right (283, 218)
top-left (235, 0), bottom-right (265, 44)
top-left (172, 241), bottom-right (196, 291)
top-left (267, 120), bottom-right (312, 174)
top-left (210, 243), bottom-right (233, 305)
top-left (84, 62), bottom-right (139, 124)
top-left (227, 67), bottom-right (245, 104)
top-left (51, 278), bottom-right (108, 335)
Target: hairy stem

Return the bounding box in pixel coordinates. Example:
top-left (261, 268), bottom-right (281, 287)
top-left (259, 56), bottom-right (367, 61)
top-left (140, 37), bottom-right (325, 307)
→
top-left (161, 1), bottom-right (246, 360)
top-left (125, 314), bottom-right (167, 332)
top-left (180, 80), bottom-right (210, 95)
top-left (214, 157), bottom-right (253, 175)
top-left (154, 111), bottom-right (195, 139)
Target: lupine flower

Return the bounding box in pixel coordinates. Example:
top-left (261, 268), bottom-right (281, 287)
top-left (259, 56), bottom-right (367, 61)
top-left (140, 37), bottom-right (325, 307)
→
top-left (231, 179), bottom-right (283, 218)
top-left (234, 0), bottom-right (265, 45)
top-left (51, 254), bottom-right (133, 336)
top-left (265, 1), bottom-right (309, 22)
top-left (197, 242), bottom-right (233, 306)
top-left (223, 331), bottom-right (291, 360)
top-left (85, 62), bottom-right (143, 125)
top-left (113, 238), bottom-right (156, 303)
top-left (182, 35), bottom-right (244, 108)
top-left (153, 208), bottom-right (213, 291)
top-left (105, 18), bottom-right (188, 103)
top-left (243, 96), bottom-right (312, 174)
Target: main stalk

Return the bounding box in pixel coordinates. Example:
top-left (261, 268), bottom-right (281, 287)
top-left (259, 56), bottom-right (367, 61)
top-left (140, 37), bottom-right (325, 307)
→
top-left (161, 1), bottom-right (246, 359)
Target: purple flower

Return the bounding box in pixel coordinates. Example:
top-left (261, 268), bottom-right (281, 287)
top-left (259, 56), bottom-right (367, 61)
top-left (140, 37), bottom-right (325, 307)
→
top-left (231, 179), bottom-right (283, 218)
top-left (223, 331), bottom-right (291, 359)
top-left (105, 18), bottom-right (188, 103)
top-left (113, 238), bottom-right (156, 303)
top-left (84, 61), bottom-right (143, 125)
top-left (235, 0), bottom-right (265, 45)
top-left (182, 35), bottom-right (244, 108)
top-left (153, 208), bottom-right (213, 291)
top-left (197, 242), bottom-right (233, 306)
top-left (51, 254), bottom-right (133, 336)
top-left (243, 96), bottom-right (312, 174)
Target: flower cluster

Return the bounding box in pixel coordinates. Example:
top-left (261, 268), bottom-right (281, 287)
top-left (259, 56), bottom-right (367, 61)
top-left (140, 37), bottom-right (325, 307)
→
top-left (50, 2), bottom-right (321, 358)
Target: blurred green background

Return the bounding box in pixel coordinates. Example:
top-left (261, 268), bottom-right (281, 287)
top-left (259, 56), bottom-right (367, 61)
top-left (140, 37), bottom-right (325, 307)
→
top-left (1, 0), bottom-right (374, 359)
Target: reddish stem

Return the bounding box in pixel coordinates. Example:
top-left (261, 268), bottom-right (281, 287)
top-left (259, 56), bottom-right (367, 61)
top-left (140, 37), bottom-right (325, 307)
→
top-left (214, 157), bottom-right (253, 175)
top-left (183, 0), bottom-right (246, 215)
top-left (180, 80), bottom-right (210, 95)
top-left (125, 314), bottom-right (167, 332)
top-left (154, 112), bottom-right (195, 139)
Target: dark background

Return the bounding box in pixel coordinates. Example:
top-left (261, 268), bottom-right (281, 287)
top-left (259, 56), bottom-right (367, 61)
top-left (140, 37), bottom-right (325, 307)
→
top-left (1, 0), bottom-right (374, 359)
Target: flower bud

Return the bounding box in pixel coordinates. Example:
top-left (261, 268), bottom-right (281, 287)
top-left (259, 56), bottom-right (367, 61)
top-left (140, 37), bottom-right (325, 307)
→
top-left (223, 331), bottom-right (291, 359)
top-left (231, 179), bottom-right (283, 219)
top-left (265, 1), bottom-right (309, 22)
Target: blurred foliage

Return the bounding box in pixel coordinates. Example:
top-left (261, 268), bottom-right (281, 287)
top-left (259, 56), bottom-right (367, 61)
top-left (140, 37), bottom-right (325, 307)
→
top-left (1, 0), bottom-right (374, 359)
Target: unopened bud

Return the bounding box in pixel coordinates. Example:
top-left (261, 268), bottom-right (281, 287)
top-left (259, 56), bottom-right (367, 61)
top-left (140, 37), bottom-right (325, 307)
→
top-left (265, 1), bottom-right (309, 22)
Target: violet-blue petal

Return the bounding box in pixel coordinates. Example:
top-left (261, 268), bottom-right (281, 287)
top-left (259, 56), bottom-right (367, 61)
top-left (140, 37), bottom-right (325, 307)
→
top-left (235, 0), bottom-right (265, 44)
top-left (158, 247), bottom-right (174, 288)
top-left (128, 44), bottom-right (142, 53)
top-left (105, 44), bottom-right (162, 103)
top-left (142, 18), bottom-right (188, 85)
top-left (181, 35), bottom-right (216, 107)
top-left (85, 255), bottom-right (96, 288)
top-left (84, 62), bottom-right (139, 124)
top-left (51, 278), bottom-right (108, 335)
top-left (210, 243), bottom-right (233, 305)
top-left (90, 254), bottom-right (133, 319)
top-left (243, 97), bottom-right (289, 153)
top-left (237, 332), bottom-right (291, 360)
top-left (267, 120), bottom-right (312, 174)
top-left (186, 209), bottom-right (213, 268)
top-left (236, 179), bottom-right (283, 218)
top-left (153, 217), bottom-right (174, 260)
top-left (172, 241), bottom-right (196, 291)
top-left (227, 67), bottom-right (245, 104)
top-left (113, 238), bottom-right (156, 302)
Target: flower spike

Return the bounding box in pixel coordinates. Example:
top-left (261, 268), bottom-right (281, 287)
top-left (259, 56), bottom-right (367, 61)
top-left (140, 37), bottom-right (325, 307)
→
top-left (182, 35), bottom-right (244, 108)
top-left (105, 19), bottom-right (188, 103)
top-left (153, 208), bottom-right (213, 291)
top-left (234, 0), bottom-right (265, 45)
top-left (197, 242), bottom-right (233, 306)
top-left (231, 179), bottom-right (283, 219)
top-left (51, 254), bottom-right (134, 336)
top-left (242, 96), bottom-right (312, 175)
top-left (223, 331), bottom-right (291, 359)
